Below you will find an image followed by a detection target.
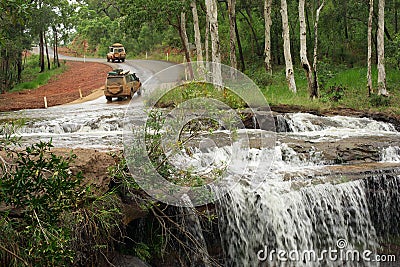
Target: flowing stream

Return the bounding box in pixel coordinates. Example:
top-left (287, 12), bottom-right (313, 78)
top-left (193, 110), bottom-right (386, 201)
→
top-left (212, 114), bottom-right (400, 266)
top-left (1, 56), bottom-right (399, 265)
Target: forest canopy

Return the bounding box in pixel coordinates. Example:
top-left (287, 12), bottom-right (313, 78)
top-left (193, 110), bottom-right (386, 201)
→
top-left (1, 0), bottom-right (400, 95)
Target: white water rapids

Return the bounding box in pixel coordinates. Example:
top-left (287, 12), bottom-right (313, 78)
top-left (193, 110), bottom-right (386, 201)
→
top-left (1, 89), bottom-right (400, 266)
top-left (182, 114), bottom-right (400, 266)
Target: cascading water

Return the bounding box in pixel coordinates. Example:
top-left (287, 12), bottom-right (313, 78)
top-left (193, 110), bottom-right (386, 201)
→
top-left (283, 113), bottom-right (397, 133)
top-left (2, 91), bottom-right (400, 266)
top-left (380, 147), bottom-right (400, 162)
top-left (208, 114), bottom-right (400, 266)
top-left (0, 97), bottom-right (146, 149)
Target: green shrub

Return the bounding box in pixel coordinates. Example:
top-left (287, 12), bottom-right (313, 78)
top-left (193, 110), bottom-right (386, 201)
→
top-left (369, 94), bottom-right (391, 107)
top-left (0, 123), bottom-right (122, 266)
top-left (320, 84), bottom-right (346, 103)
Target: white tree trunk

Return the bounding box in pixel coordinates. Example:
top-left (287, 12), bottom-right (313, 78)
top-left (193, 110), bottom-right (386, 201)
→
top-left (228, 0), bottom-right (237, 74)
top-left (264, 0), bottom-right (272, 74)
top-left (281, 0), bottom-right (296, 92)
top-left (206, 0), bottom-right (222, 86)
top-left (191, 0), bottom-right (203, 62)
top-left (180, 11), bottom-right (191, 64)
top-left (377, 0), bottom-right (388, 95)
top-left (312, 0), bottom-right (324, 98)
top-left (205, 14), bottom-right (210, 63)
top-left (179, 11), bottom-right (194, 79)
top-left (299, 0), bottom-right (313, 97)
top-left (368, 0), bottom-right (374, 95)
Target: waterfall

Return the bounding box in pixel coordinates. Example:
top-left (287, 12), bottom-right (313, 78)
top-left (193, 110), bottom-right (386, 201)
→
top-left (217, 179), bottom-right (379, 267)
top-left (380, 146), bottom-right (400, 162)
top-left (178, 195), bottom-right (211, 267)
top-left (364, 172), bottom-right (400, 239)
top-left (281, 113), bottom-right (397, 133)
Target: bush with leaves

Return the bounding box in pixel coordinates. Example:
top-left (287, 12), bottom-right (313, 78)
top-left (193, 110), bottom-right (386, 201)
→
top-left (0, 123), bottom-right (122, 266)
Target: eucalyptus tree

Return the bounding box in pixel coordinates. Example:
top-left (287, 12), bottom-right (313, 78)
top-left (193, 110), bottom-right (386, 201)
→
top-left (281, 0), bottom-right (296, 92)
top-left (227, 0), bottom-right (237, 74)
top-left (122, 0), bottom-right (193, 64)
top-left (299, 0), bottom-right (313, 97)
top-left (312, 0), bottom-right (324, 99)
top-left (205, 0), bottom-right (222, 86)
top-left (264, 0), bottom-right (272, 74)
top-left (377, 0), bottom-right (388, 95)
top-left (0, 0), bottom-right (32, 92)
top-left (191, 0), bottom-right (203, 62)
top-left (368, 0), bottom-right (374, 95)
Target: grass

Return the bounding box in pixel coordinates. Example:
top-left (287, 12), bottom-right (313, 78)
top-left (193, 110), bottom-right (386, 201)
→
top-left (10, 55), bottom-right (67, 92)
top-left (131, 50), bottom-right (185, 64)
top-left (153, 63), bottom-right (400, 116)
top-left (154, 82), bottom-right (247, 110)
top-left (246, 64), bottom-right (400, 115)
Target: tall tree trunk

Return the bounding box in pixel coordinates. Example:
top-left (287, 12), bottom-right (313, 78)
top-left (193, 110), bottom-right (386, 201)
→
top-left (343, 0), bottom-right (349, 40)
top-left (179, 11), bottom-right (194, 79)
top-left (299, 0), bottom-right (313, 98)
top-left (281, 0), bottom-right (296, 92)
top-left (53, 33), bottom-right (56, 67)
top-left (368, 0), bottom-right (374, 96)
top-left (17, 54), bottom-right (22, 83)
top-left (53, 26), bottom-right (60, 68)
top-left (395, 0), bottom-right (398, 34)
top-left (235, 18), bottom-right (245, 72)
top-left (39, 30), bottom-right (45, 73)
top-left (191, 0), bottom-right (203, 62)
top-left (377, 0), bottom-right (388, 95)
top-left (227, 0), bottom-right (237, 75)
top-left (239, 10), bottom-right (261, 56)
top-left (264, 0), bottom-right (272, 74)
top-left (206, 0), bottom-right (222, 87)
top-left (205, 13), bottom-right (210, 63)
top-left (312, 1), bottom-right (324, 99)
top-left (44, 31), bottom-right (50, 70)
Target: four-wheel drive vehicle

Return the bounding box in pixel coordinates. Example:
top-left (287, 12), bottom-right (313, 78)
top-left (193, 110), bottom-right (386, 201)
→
top-left (104, 69), bottom-right (141, 101)
top-left (107, 43), bottom-right (126, 62)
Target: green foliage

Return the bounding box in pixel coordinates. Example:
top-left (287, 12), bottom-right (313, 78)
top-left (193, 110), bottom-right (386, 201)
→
top-left (369, 94), bottom-right (391, 107)
top-left (320, 85), bottom-right (346, 103)
top-left (156, 82), bottom-right (246, 109)
top-left (11, 55), bottom-right (67, 92)
top-left (0, 124), bottom-right (122, 266)
top-left (248, 64), bottom-right (400, 114)
top-left (387, 33), bottom-right (400, 70)
top-left (1, 141), bottom-right (83, 222)
top-left (0, 138), bottom-right (83, 265)
top-left (108, 152), bottom-right (141, 194)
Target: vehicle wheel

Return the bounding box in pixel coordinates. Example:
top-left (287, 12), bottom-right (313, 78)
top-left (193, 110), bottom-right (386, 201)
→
top-left (112, 59), bottom-right (115, 63)
top-left (137, 88), bottom-right (142, 96)
top-left (121, 59), bottom-right (125, 62)
top-left (106, 96), bottom-right (112, 102)
top-left (107, 58), bottom-right (110, 62)
top-left (128, 89), bottom-right (133, 99)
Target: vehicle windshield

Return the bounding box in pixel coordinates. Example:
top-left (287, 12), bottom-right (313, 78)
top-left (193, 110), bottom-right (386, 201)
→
top-left (107, 77), bottom-right (123, 85)
top-left (115, 48), bottom-right (124, 52)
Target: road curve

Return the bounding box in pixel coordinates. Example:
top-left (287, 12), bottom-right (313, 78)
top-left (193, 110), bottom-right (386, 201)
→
top-left (1, 48), bottom-right (181, 149)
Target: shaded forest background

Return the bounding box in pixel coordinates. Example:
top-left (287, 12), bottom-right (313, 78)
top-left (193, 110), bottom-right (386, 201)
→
top-left (1, 0), bottom-right (400, 96)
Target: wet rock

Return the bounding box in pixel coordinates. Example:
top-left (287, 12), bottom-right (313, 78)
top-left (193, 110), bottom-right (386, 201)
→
top-left (279, 135), bottom-right (400, 165)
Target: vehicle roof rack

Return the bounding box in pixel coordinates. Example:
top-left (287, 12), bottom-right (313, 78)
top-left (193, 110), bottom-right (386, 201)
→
top-left (107, 69), bottom-right (130, 76)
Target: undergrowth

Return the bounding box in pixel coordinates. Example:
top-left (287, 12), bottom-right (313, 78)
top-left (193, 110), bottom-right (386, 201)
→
top-left (11, 55), bottom-right (67, 92)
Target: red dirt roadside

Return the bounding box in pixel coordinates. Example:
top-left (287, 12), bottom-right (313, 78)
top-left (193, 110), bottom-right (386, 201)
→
top-left (0, 61), bottom-right (112, 112)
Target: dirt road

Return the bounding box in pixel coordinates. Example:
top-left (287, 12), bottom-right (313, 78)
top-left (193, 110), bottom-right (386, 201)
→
top-left (0, 48), bottom-right (177, 112)
top-left (0, 61), bottom-right (112, 111)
